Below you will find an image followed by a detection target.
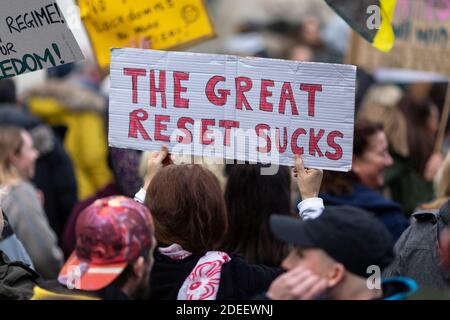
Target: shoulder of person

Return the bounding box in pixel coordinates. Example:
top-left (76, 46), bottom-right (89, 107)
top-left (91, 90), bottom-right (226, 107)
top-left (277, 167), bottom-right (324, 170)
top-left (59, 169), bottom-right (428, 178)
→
top-left (394, 209), bottom-right (441, 251)
top-left (413, 201), bottom-right (450, 226)
top-left (7, 181), bottom-right (38, 197)
top-left (412, 209), bottom-right (440, 225)
top-left (226, 254), bottom-right (283, 280)
top-left (218, 254), bottom-right (282, 300)
top-left (439, 201), bottom-right (450, 226)
top-left (4, 182), bottom-right (41, 205)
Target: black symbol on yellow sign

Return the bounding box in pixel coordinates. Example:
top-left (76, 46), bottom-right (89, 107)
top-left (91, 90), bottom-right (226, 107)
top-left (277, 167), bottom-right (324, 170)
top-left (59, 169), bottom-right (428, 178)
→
top-left (181, 5), bottom-right (199, 24)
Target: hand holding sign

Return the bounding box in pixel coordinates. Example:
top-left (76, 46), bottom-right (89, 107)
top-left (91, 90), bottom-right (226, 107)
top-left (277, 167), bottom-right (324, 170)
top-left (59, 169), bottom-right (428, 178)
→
top-left (293, 155), bottom-right (323, 200)
top-left (143, 145), bottom-right (173, 190)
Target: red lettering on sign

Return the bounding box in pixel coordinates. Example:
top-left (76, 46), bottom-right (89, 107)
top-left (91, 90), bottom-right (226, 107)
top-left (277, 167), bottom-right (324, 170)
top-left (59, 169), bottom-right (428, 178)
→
top-left (291, 128), bottom-right (306, 155)
top-left (124, 68), bottom-right (146, 104)
top-left (300, 84), bottom-right (322, 117)
top-left (177, 117), bottom-right (194, 144)
top-left (219, 120), bottom-right (239, 146)
top-left (173, 72), bottom-right (190, 108)
top-left (309, 128), bottom-right (325, 157)
top-left (256, 123), bottom-right (271, 153)
top-left (128, 109), bottom-right (151, 140)
top-left (260, 79), bottom-right (275, 112)
top-left (279, 82), bottom-right (299, 115)
top-left (155, 115), bottom-right (170, 142)
top-left (326, 130), bottom-right (344, 160)
top-left (206, 76), bottom-right (230, 106)
top-left (150, 70), bottom-right (167, 108)
top-left (201, 119), bottom-right (216, 145)
top-left (235, 77), bottom-right (253, 111)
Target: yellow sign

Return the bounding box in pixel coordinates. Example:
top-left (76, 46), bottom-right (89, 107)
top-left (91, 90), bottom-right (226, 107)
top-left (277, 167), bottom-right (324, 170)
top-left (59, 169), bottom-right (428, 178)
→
top-left (78, 0), bottom-right (215, 68)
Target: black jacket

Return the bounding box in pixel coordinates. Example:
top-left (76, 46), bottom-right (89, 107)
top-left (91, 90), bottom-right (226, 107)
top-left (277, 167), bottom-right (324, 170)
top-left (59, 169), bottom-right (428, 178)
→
top-left (150, 251), bottom-right (282, 300)
top-left (0, 251), bottom-right (39, 300)
top-left (0, 105), bottom-right (77, 238)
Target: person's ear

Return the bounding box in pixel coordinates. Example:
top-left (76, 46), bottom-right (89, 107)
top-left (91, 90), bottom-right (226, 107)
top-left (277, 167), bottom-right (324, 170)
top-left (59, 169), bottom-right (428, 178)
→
top-left (439, 229), bottom-right (450, 268)
top-left (132, 257), bottom-right (146, 279)
top-left (326, 263), bottom-right (345, 287)
top-left (8, 152), bottom-right (19, 168)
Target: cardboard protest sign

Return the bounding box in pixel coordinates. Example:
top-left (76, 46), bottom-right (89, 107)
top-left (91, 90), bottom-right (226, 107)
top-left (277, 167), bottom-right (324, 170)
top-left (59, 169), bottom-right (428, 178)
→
top-left (78, 0), bottom-right (215, 69)
top-left (0, 0), bottom-right (84, 80)
top-left (348, 0), bottom-right (450, 76)
top-left (109, 48), bottom-right (356, 171)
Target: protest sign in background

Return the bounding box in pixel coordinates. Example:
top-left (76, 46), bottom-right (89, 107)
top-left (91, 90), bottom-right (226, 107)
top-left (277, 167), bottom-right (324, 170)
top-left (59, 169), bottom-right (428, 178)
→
top-left (78, 0), bottom-right (215, 69)
top-left (109, 48), bottom-right (356, 171)
top-left (347, 0), bottom-right (450, 75)
top-left (0, 0), bottom-right (84, 80)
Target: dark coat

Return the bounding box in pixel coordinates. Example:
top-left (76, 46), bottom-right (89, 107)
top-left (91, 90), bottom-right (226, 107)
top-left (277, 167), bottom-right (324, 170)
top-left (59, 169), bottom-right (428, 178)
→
top-left (150, 251), bottom-right (282, 300)
top-left (385, 153), bottom-right (434, 215)
top-left (320, 183), bottom-right (410, 241)
top-left (0, 251), bottom-right (39, 300)
top-left (383, 200), bottom-right (450, 296)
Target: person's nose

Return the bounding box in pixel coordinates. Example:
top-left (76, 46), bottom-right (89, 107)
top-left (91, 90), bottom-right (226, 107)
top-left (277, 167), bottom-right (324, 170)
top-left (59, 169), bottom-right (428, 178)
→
top-left (33, 148), bottom-right (39, 161)
top-left (384, 152), bottom-right (393, 167)
top-left (281, 252), bottom-right (295, 270)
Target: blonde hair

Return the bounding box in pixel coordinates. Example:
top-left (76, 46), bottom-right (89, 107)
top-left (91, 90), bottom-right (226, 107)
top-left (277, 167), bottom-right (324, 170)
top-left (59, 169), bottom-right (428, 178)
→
top-left (357, 85), bottom-right (409, 157)
top-left (0, 126), bottom-right (24, 186)
top-left (435, 151), bottom-right (450, 199)
top-left (420, 151), bottom-right (450, 210)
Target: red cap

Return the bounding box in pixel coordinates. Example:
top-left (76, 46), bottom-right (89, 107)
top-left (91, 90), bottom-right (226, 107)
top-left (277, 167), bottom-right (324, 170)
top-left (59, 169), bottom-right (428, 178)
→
top-left (58, 196), bottom-right (154, 291)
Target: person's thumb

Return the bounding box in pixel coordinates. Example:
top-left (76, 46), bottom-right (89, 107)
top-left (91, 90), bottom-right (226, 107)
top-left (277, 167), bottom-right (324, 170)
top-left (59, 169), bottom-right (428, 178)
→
top-left (295, 155), bottom-right (305, 173)
top-left (155, 145), bottom-right (169, 163)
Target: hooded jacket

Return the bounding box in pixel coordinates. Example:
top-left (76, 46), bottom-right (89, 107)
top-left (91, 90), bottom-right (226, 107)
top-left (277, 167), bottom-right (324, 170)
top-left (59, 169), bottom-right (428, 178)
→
top-left (320, 183), bottom-right (409, 241)
top-left (383, 200), bottom-right (450, 296)
top-left (23, 81), bottom-right (113, 200)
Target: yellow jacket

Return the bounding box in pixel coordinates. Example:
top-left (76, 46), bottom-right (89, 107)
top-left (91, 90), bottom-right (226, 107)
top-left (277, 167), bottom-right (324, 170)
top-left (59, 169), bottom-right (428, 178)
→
top-left (24, 81), bottom-right (113, 200)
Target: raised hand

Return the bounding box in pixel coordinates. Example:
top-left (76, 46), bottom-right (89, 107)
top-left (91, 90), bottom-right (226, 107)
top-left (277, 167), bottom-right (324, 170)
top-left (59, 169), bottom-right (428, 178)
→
top-left (293, 155), bottom-right (323, 199)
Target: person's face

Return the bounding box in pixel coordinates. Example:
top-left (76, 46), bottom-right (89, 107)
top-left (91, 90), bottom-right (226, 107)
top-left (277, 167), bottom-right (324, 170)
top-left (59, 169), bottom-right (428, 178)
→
top-left (10, 131), bottom-right (39, 179)
top-left (290, 45), bottom-right (313, 62)
top-left (281, 247), bottom-right (344, 288)
top-left (353, 131), bottom-right (393, 189)
top-left (301, 17), bottom-right (322, 47)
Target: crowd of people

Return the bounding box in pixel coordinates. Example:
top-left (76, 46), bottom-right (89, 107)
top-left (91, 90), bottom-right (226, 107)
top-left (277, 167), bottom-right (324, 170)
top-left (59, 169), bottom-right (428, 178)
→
top-left (1, 11), bottom-right (450, 301)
